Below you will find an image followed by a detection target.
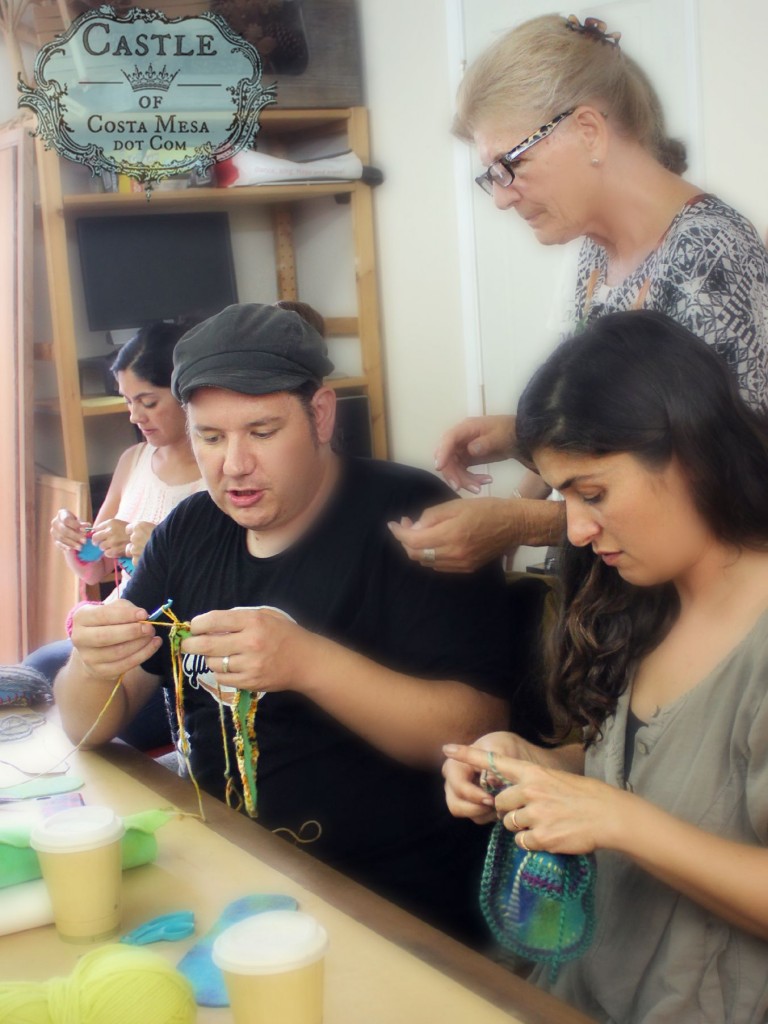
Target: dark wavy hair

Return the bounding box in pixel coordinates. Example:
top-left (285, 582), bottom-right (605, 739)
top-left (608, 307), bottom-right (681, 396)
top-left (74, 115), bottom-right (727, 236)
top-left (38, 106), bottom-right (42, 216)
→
top-left (111, 319), bottom-right (197, 389)
top-left (517, 309), bottom-right (768, 743)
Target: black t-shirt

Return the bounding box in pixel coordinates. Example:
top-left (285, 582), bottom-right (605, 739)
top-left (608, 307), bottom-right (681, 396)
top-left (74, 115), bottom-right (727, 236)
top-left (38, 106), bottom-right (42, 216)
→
top-left (124, 457), bottom-right (513, 941)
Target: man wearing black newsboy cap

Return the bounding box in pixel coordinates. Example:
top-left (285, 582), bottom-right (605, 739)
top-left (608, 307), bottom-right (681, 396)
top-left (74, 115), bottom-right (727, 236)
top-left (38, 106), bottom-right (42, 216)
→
top-left (57, 302), bottom-right (512, 945)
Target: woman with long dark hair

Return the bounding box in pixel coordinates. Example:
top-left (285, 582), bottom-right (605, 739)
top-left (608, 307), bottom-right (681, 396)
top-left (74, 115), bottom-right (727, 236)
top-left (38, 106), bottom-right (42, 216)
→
top-left (443, 310), bottom-right (768, 1022)
top-left (51, 320), bottom-right (202, 589)
top-left (26, 321), bottom-right (203, 751)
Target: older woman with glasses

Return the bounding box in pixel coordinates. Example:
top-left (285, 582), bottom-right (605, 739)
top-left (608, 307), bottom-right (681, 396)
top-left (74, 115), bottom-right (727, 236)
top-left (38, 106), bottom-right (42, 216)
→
top-left (390, 13), bottom-right (768, 575)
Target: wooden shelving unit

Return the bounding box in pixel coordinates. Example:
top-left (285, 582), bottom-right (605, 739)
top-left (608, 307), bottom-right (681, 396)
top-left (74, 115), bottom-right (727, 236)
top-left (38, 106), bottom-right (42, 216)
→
top-left (36, 105), bottom-right (387, 489)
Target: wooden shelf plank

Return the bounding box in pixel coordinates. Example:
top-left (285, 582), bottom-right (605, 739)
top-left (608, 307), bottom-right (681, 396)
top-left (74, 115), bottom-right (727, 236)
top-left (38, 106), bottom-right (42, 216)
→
top-left (260, 109), bottom-right (352, 133)
top-left (62, 182), bottom-right (358, 215)
top-left (37, 376), bottom-right (369, 419)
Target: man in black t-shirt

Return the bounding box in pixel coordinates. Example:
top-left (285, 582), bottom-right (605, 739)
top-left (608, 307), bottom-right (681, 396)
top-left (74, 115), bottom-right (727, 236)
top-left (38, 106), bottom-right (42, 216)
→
top-left (56, 303), bottom-right (512, 943)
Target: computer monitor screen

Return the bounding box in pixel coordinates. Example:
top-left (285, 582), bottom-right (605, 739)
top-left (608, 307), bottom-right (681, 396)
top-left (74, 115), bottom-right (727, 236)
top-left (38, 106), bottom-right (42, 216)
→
top-left (76, 211), bottom-right (238, 332)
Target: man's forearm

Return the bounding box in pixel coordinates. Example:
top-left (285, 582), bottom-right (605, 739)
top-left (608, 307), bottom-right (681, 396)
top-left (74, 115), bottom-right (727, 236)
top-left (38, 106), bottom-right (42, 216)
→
top-left (296, 634), bottom-right (508, 769)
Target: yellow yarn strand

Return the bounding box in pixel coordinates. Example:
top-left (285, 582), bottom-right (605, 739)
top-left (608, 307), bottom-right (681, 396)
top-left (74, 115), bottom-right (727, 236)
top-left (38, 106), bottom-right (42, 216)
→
top-left (151, 603), bottom-right (260, 821)
top-left (158, 609), bottom-right (207, 824)
top-left (0, 944), bottom-right (196, 1024)
top-left (213, 675), bottom-right (242, 814)
top-left (0, 677), bottom-right (124, 791)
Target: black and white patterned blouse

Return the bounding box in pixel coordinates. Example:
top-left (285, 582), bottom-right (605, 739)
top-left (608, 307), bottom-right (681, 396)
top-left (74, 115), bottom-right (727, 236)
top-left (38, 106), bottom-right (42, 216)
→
top-left (572, 194), bottom-right (768, 411)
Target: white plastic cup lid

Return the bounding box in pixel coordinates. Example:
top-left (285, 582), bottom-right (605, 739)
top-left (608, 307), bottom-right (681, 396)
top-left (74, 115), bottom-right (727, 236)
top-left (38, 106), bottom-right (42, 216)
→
top-left (30, 805), bottom-right (125, 854)
top-left (213, 911), bottom-right (328, 975)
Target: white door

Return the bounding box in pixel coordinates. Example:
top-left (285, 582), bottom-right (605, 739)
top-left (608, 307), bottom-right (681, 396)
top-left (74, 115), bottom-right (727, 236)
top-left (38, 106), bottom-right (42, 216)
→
top-left (452, 0), bottom-right (702, 564)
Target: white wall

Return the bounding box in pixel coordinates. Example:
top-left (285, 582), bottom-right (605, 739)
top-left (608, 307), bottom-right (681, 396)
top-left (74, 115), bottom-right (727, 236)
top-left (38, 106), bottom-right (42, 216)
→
top-left (357, 0), bottom-right (469, 470)
top-left (697, 0), bottom-right (767, 238)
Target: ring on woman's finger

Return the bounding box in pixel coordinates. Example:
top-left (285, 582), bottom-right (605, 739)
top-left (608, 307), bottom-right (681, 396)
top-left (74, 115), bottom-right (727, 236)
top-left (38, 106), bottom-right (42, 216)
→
top-left (510, 809), bottom-right (522, 830)
top-left (222, 655), bottom-right (230, 674)
top-left (518, 830), bottom-right (530, 852)
top-left (422, 547), bottom-right (436, 565)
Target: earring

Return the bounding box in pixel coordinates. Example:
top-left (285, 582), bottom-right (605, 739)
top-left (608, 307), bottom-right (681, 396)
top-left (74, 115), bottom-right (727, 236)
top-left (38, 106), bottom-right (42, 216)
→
top-left (591, 157), bottom-right (600, 167)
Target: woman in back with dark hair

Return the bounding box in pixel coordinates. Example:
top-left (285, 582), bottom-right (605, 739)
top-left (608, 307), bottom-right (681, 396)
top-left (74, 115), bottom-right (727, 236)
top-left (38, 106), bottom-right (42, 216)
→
top-left (28, 320), bottom-right (203, 751)
top-left (443, 310), bottom-right (768, 1022)
top-left (51, 320), bottom-right (202, 592)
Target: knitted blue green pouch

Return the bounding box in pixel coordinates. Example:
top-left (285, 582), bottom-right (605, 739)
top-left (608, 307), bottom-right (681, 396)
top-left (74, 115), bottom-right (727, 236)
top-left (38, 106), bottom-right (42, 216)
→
top-left (480, 821), bottom-right (596, 979)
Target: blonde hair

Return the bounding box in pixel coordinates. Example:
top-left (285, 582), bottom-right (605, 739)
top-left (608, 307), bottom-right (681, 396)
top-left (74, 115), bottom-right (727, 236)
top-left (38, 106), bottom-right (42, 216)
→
top-left (454, 14), bottom-right (686, 174)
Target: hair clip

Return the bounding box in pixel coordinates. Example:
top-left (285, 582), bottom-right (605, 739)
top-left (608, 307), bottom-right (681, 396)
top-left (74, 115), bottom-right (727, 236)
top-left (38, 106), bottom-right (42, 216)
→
top-left (566, 14), bottom-right (621, 47)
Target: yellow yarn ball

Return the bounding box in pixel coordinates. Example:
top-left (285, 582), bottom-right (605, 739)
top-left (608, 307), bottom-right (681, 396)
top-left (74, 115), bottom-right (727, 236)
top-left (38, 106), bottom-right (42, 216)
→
top-left (0, 945), bottom-right (196, 1024)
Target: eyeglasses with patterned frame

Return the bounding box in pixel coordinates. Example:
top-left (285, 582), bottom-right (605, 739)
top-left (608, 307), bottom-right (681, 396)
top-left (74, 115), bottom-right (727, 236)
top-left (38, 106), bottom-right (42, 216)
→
top-left (474, 109), bottom-right (575, 195)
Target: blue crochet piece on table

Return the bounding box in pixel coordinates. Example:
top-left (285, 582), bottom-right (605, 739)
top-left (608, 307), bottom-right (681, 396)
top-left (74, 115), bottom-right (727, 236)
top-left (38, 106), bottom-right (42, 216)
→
top-left (480, 822), bottom-right (596, 980)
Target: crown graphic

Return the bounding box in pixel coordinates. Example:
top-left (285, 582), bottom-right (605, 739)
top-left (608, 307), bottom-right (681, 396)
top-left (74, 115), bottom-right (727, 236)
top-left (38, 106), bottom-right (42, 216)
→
top-left (122, 64), bottom-right (179, 92)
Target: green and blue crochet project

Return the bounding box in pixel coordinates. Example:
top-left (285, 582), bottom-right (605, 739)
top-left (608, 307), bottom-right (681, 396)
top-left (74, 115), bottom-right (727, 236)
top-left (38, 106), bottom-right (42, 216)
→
top-left (480, 752), bottom-right (596, 979)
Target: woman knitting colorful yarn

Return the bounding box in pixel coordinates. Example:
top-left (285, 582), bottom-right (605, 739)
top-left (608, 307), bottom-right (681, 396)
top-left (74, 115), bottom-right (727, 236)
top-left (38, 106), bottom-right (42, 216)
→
top-left (50, 321), bottom-right (203, 593)
top-left (443, 310), bottom-right (768, 1022)
top-left (25, 321), bottom-right (203, 751)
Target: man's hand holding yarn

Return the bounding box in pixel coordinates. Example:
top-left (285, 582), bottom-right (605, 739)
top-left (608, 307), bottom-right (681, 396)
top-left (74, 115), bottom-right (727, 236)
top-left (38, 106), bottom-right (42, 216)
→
top-left (182, 606), bottom-right (307, 694)
top-left (69, 599), bottom-right (162, 683)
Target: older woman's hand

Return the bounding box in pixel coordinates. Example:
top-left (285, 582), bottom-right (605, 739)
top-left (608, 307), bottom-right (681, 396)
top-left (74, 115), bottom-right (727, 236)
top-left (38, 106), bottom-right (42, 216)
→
top-left (434, 415), bottom-right (518, 493)
top-left (388, 496), bottom-right (562, 572)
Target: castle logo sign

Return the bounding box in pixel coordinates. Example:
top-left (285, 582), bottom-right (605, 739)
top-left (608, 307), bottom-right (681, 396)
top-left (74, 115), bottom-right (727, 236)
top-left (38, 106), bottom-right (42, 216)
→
top-left (18, 6), bottom-right (275, 192)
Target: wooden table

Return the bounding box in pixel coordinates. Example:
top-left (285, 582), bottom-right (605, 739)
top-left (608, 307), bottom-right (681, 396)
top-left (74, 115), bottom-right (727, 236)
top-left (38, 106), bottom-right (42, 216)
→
top-left (0, 714), bottom-right (593, 1023)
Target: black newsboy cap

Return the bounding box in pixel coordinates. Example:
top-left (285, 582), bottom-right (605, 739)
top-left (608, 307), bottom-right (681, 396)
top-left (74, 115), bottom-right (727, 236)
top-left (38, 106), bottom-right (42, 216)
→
top-left (171, 303), bottom-right (334, 403)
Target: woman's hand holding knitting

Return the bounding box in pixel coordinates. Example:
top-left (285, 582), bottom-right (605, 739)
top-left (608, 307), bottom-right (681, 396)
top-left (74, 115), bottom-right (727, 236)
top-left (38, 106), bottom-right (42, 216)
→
top-left (91, 518), bottom-right (130, 558)
top-left (69, 599), bottom-right (162, 682)
top-left (442, 732), bottom-right (555, 825)
top-left (125, 520), bottom-right (154, 562)
top-left (445, 743), bottom-right (630, 855)
top-left (182, 606), bottom-right (306, 694)
top-left (51, 507), bottom-right (90, 552)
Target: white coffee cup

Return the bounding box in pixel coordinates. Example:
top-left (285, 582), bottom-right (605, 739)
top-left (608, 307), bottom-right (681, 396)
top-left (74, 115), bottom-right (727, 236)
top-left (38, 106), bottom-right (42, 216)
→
top-left (30, 805), bottom-right (125, 943)
top-left (213, 910), bottom-right (328, 1024)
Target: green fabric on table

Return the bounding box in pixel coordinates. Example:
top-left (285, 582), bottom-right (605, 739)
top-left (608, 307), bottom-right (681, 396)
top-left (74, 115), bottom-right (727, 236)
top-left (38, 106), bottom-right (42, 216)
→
top-left (0, 808), bottom-right (173, 889)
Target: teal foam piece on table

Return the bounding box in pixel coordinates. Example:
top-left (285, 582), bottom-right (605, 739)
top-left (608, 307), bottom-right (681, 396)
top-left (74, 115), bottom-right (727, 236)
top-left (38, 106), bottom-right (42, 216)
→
top-left (177, 893), bottom-right (298, 1006)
